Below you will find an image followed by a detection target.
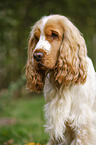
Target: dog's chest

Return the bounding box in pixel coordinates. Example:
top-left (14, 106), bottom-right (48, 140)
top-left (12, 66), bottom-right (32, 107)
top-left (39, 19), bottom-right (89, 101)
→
top-left (44, 90), bottom-right (72, 141)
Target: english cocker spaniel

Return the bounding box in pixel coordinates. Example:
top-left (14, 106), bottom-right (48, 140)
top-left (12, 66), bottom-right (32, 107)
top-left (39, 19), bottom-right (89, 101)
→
top-left (26, 15), bottom-right (96, 145)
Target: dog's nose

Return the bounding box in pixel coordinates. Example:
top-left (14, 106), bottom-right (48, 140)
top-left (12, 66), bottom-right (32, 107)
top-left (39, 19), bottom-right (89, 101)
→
top-left (33, 52), bottom-right (44, 61)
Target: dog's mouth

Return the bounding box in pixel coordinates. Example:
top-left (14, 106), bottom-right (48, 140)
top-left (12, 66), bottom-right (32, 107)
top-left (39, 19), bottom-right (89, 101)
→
top-left (35, 61), bottom-right (48, 71)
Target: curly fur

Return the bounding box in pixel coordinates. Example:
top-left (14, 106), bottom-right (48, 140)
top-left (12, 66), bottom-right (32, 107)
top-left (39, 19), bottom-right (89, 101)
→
top-left (54, 22), bottom-right (87, 87)
top-left (26, 15), bottom-right (96, 145)
top-left (26, 61), bottom-right (45, 92)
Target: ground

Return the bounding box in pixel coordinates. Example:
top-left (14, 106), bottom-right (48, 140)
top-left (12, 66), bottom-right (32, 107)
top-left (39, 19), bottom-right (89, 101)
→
top-left (0, 94), bottom-right (48, 145)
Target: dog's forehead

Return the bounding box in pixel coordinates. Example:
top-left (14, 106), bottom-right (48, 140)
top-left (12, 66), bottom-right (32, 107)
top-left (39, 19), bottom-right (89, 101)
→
top-left (39, 16), bottom-right (52, 34)
top-left (34, 15), bottom-right (64, 35)
top-left (40, 15), bottom-right (64, 36)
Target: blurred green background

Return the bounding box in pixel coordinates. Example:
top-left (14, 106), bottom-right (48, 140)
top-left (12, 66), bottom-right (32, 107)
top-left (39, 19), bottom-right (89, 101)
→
top-left (0, 0), bottom-right (96, 144)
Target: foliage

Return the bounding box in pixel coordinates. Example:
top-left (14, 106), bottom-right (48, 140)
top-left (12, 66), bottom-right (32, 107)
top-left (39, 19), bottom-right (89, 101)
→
top-left (0, 0), bottom-right (96, 90)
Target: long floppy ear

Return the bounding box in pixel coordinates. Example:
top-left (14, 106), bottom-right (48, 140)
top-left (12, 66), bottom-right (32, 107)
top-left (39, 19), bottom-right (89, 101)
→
top-left (25, 29), bottom-right (45, 93)
top-left (54, 17), bottom-right (87, 87)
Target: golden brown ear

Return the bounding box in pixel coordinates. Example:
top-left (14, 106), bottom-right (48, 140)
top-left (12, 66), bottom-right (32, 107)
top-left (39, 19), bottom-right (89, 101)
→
top-left (26, 63), bottom-right (45, 93)
top-left (25, 32), bottom-right (45, 93)
top-left (54, 17), bottom-right (87, 87)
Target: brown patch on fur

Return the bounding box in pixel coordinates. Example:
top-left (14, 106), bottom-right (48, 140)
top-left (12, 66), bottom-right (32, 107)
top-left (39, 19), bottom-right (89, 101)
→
top-left (64, 122), bottom-right (75, 143)
top-left (43, 20), bottom-right (64, 69)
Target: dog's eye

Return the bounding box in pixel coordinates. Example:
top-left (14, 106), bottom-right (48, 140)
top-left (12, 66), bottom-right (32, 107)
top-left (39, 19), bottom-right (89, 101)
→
top-left (34, 33), bottom-right (40, 43)
top-left (51, 31), bottom-right (58, 39)
top-left (35, 36), bottom-right (39, 42)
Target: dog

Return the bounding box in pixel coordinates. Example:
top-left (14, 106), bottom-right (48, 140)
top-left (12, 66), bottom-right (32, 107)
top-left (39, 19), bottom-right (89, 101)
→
top-left (26, 15), bottom-right (96, 145)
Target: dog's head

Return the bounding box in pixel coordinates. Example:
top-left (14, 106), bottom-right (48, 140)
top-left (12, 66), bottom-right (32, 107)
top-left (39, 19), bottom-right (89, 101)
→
top-left (26, 15), bottom-right (87, 92)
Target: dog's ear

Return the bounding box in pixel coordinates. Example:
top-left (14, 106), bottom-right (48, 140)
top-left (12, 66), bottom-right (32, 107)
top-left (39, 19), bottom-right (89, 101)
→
top-left (26, 63), bottom-right (45, 93)
top-left (54, 17), bottom-right (87, 87)
top-left (25, 29), bottom-right (45, 93)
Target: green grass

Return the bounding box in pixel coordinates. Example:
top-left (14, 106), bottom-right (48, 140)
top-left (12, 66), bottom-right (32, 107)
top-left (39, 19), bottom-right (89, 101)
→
top-left (0, 94), bottom-right (49, 144)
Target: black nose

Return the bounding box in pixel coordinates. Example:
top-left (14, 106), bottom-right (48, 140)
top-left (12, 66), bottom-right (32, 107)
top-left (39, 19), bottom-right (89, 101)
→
top-left (33, 52), bottom-right (44, 62)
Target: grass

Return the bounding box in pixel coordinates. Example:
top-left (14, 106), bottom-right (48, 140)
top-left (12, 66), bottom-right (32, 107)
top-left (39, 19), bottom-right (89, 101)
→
top-left (0, 93), bottom-right (49, 145)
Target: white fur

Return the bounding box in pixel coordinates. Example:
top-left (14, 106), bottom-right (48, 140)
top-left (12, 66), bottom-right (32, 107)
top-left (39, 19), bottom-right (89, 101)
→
top-left (35, 35), bottom-right (51, 52)
top-left (34, 16), bottom-right (51, 52)
top-left (44, 57), bottom-right (96, 145)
